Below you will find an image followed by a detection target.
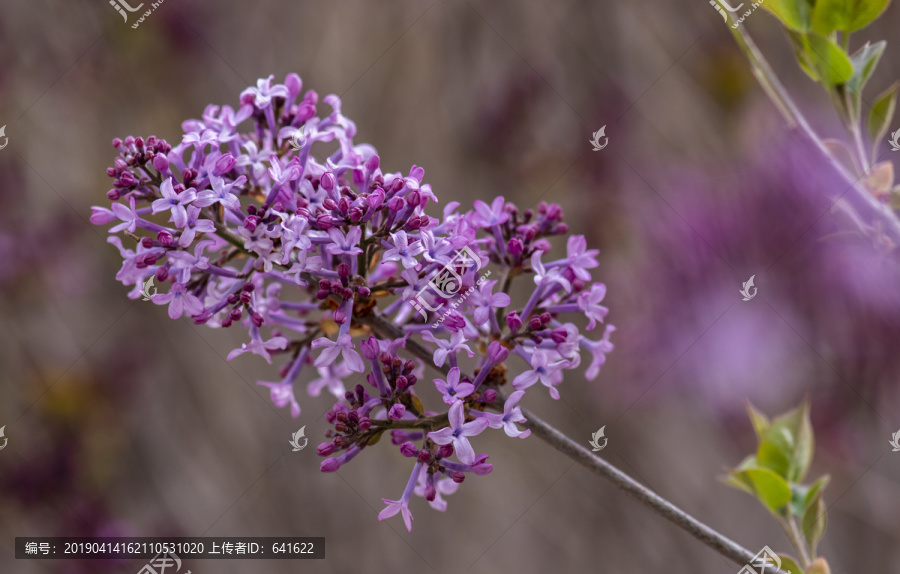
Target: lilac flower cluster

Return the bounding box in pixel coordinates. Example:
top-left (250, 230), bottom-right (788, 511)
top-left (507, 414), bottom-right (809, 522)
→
top-left (92, 74), bottom-right (615, 531)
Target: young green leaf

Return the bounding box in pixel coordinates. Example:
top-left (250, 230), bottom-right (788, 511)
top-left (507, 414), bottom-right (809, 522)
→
top-left (777, 554), bottom-right (804, 574)
top-left (731, 466), bottom-right (793, 513)
top-left (812, 0), bottom-right (893, 34)
top-left (868, 82), bottom-right (898, 146)
top-left (806, 33), bottom-right (854, 86)
top-left (846, 41), bottom-right (886, 97)
top-left (762, 0), bottom-right (814, 32)
top-left (757, 399), bottom-right (814, 482)
top-left (846, 0), bottom-right (893, 31)
top-left (802, 489), bottom-right (828, 556)
top-left (746, 401), bottom-right (771, 441)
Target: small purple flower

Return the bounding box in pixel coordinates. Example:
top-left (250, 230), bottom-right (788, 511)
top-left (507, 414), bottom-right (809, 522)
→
top-left (311, 333), bottom-right (364, 373)
top-left (471, 279), bottom-right (511, 325)
top-left (242, 75), bottom-right (290, 109)
top-left (472, 196), bottom-right (508, 228)
top-left (414, 466), bottom-right (459, 511)
top-left (227, 328), bottom-right (289, 364)
top-left (152, 282), bottom-right (203, 320)
top-left (433, 367), bottom-right (475, 405)
top-left (325, 227), bottom-right (364, 257)
top-left (582, 324), bottom-right (615, 380)
top-left (531, 251), bottom-right (571, 293)
top-left (382, 231), bottom-right (425, 269)
top-left (307, 363), bottom-right (352, 398)
top-left (378, 461), bottom-right (423, 532)
top-left (512, 348), bottom-right (569, 399)
top-left (577, 283), bottom-right (609, 330)
top-left (427, 401), bottom-right (489, 464)
top-left (477, 390), bottom-right (531, 438)
top-left (420, 330), bottom-right (475, 367)
top-left (179, 206), bottom-right (216, 247)
top-left (195, 174), bottom-right (245, 212)
top-left (110, 196), bottom-right (139, 234)
top-left (565, 235), bottom-right (599, 281)
top-left (257, 380), bottom-right (301, 418)
top-left (152, 177), bottom-right (197, 227)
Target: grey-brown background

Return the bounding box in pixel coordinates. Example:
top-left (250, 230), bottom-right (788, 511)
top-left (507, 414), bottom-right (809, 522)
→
top-left (1, 0), bottom-right (899, 572)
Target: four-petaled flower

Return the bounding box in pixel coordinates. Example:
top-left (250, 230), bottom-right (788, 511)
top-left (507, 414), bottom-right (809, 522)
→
top-left (471, 279), bottom-right (511, 325)
top-left (472, 196), bottom-right (508, 228)
top-left (512, 348), bottom-right (570, 399)
top-left (383, 231), bottom-right (425, 269)
top-left (152, 282), bottom-right (203, 320)
top-left (311, 334), bottom-right (364, 373)
top-left (531, 251), bottom-right (572, 293)
top-left (325, 227), bottom-right (364, 257)
top-left (152, 177), bottom-right (197, 227)
top-left (565, 235), bottom-right (599, 281)
top-left (427, 401), bottom-right (489, 464)
top-left (577, 283), bottom-right (609, 330)
top-left (433, 367), bottom-right (474, 405)
top-left (421, 330), bottom-right (475, 367)
top-left (477, 390), bottom-right (531, 438)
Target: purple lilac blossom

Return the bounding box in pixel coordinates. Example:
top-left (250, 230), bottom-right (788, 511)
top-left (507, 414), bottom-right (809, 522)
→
top-left (92, 74), bottom-right (614, 531)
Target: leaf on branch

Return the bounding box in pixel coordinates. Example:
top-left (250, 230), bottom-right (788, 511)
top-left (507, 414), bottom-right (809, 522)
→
top-left (846, 41), bottom-right (886, 97)
top-left (763, 0), bottom-right (814, 32)
top-left (728, 466), bottom-right (793, 513)
top-left (868, 82), bottom-right (898, 146)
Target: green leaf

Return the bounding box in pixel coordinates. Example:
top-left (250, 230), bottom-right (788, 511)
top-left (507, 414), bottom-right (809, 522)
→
top-left (811, 0), bottom-right (892, 33)
top-left (746, 401), bottom-right (770, 441)
top-left (803, 474), bottom-right (831, 508)
top-left (790, 483), bottom-right (812, 516)
top-left (846, 41), bottom-right (886, 97)
top-left (763, 0), bottom-right (814, 31)
top-left (732, 466), bottom-right (793, 513)
top-left (802, 490), bottom-right (827, 556)
top-left (846, 0), bottom-right (892, 31)
top-left (868, 82), bottom-right (898, 146)
top-left (806, 33), bottom-right (854, 86)
top-left (721, 455), bottom-right (758, 495)
top-left (777, 555), bottom-right (804, 574)
top-left (787, 31), bottom-right (822, 82)
top-left (758, 399), bottom-right (814, 482)
top-left (366, 430), bottom-right (385, 446)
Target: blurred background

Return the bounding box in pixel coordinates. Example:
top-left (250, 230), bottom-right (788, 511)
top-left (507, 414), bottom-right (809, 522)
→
top-left (1, 0), bottom-right (900, 572)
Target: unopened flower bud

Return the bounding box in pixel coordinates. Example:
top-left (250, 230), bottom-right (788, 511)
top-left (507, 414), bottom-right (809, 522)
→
top-left (388, 404), bottom-right (406, 420)
top-left (529, 316), bottom-right (542, 330)
top-left (400, 442), bottom-right (417, 457)
top-left (417, 449), bottom-right (432, 463)
top-left (438, 444), bottom-right (454, 458)
top-left (320, 458), bottom-right (341, 472)
top-left (317, 443), bottom-right (335, 456)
